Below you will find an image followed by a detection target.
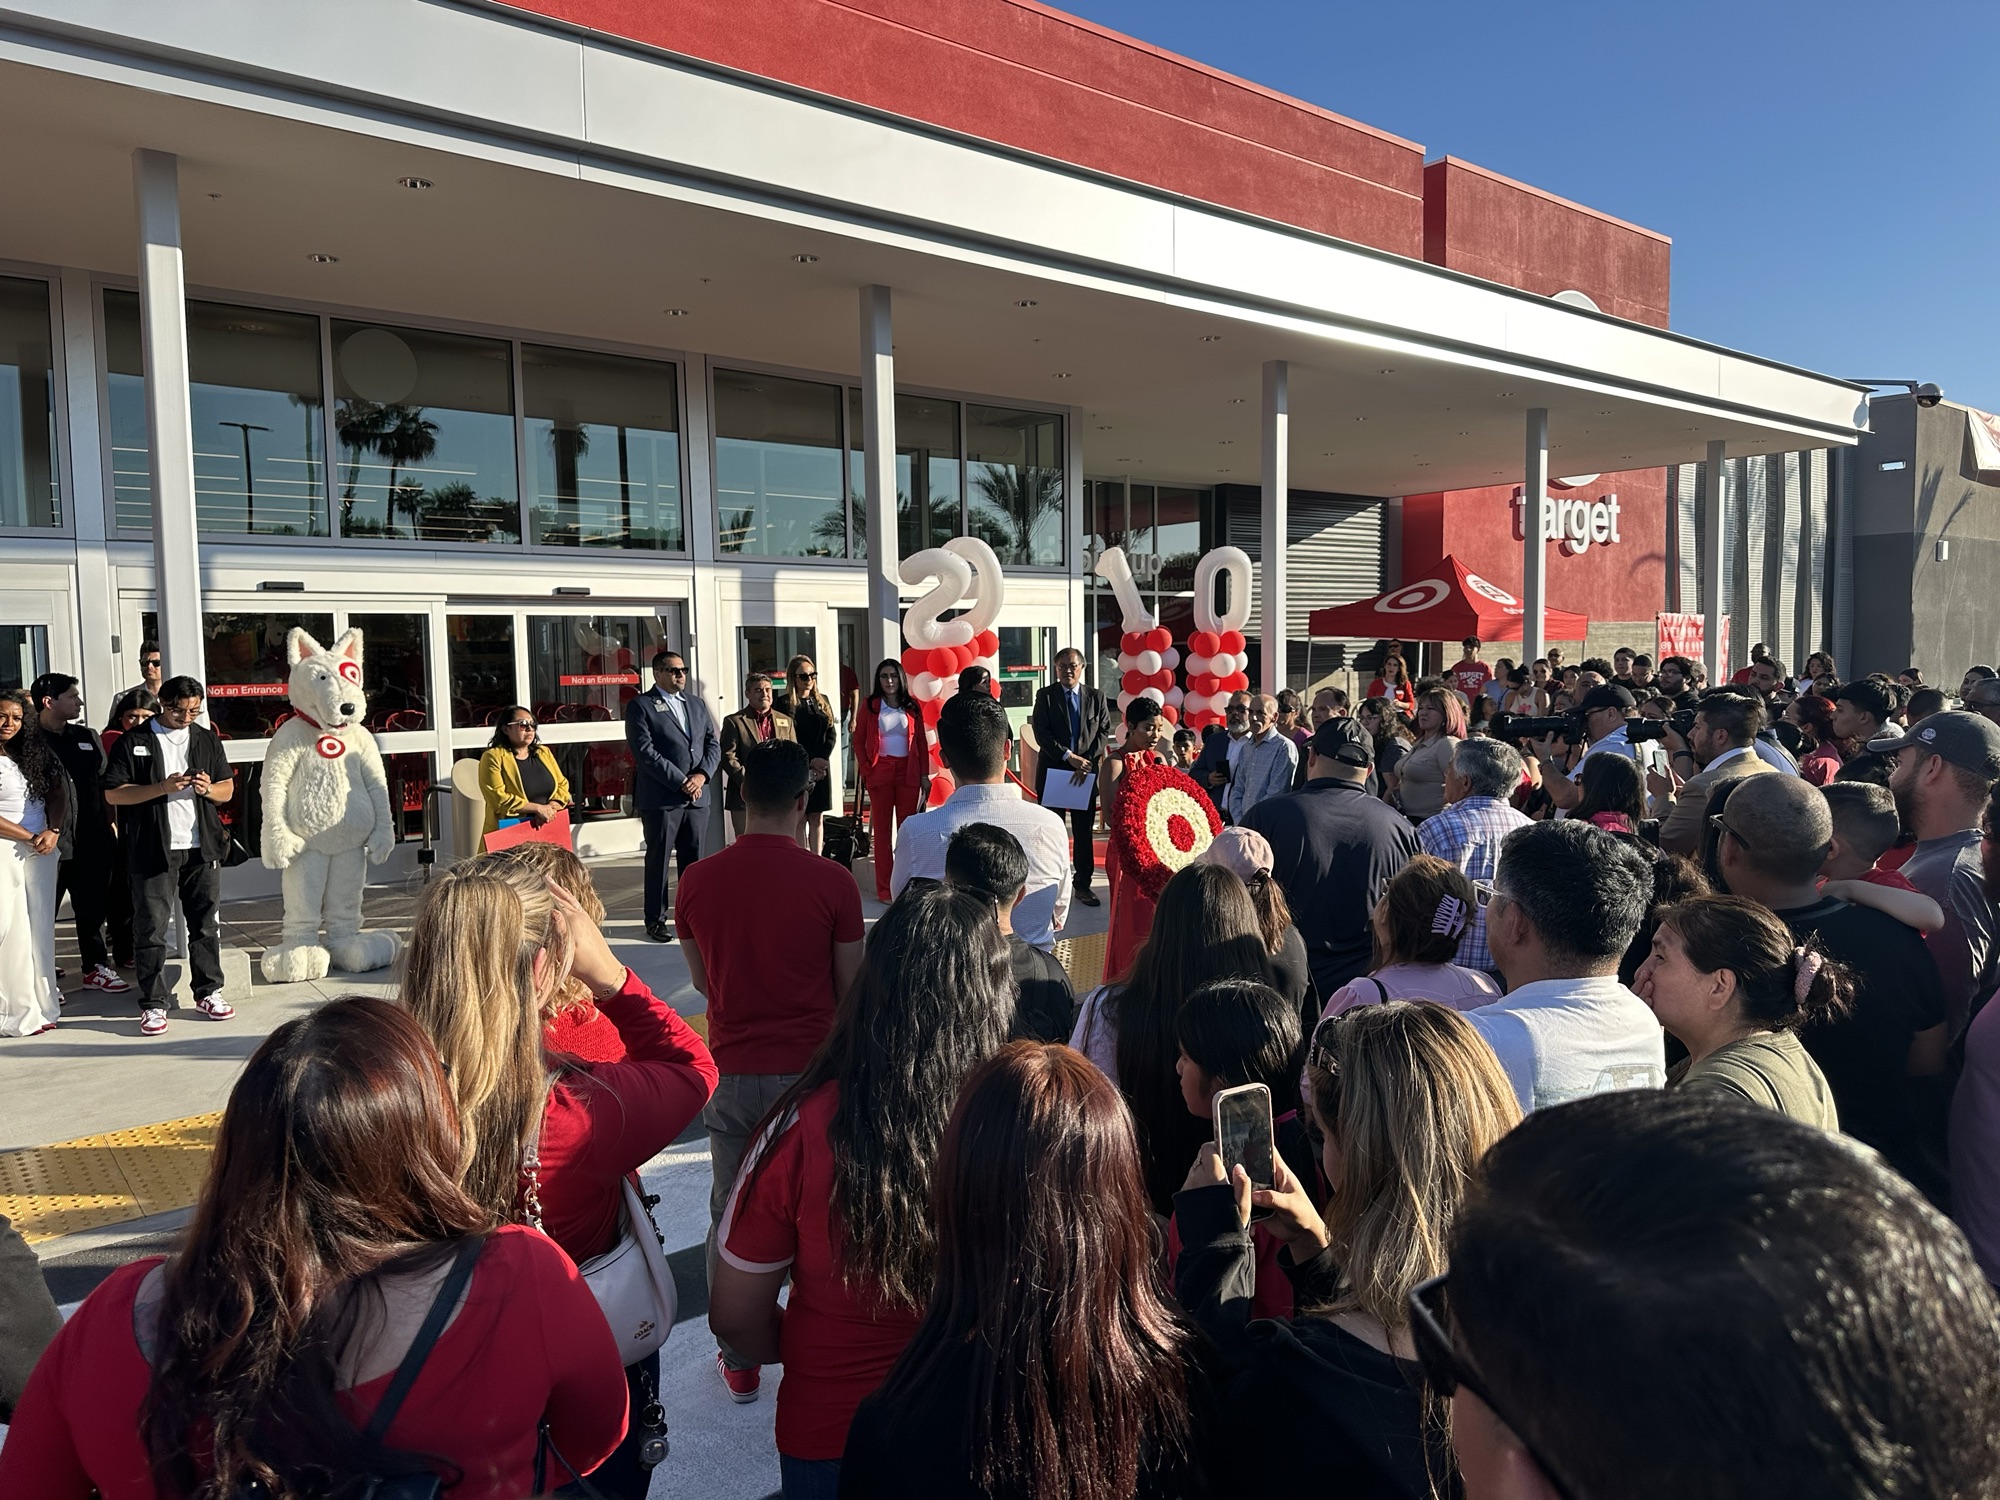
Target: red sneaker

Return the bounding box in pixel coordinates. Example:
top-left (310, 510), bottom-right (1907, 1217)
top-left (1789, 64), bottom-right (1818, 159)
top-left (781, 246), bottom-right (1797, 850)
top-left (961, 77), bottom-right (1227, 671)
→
top-left (716, 1352), bottom-right (760, 1404)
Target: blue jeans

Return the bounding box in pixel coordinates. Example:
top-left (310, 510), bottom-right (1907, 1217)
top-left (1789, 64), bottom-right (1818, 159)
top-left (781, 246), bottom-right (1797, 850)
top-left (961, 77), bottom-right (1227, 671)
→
top-left (779, 1455), bottom-right (842, 1500)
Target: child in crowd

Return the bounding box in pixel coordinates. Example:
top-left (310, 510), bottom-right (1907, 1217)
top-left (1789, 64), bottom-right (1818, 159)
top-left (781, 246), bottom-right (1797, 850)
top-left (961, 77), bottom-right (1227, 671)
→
top-left (1819, 782), bottom-right (1945, 935)
top-left (1319, 854), bottom-right (1500, 1017)
top-left (1169, 977), bottom-right (1313, 1319)
top-left (1170, 728), bottom-right (1199, 769)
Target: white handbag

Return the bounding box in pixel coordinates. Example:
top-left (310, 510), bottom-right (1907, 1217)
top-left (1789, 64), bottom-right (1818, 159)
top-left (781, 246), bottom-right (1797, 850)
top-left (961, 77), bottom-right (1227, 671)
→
top-left (524, 1095), bottom-right (678, 1367)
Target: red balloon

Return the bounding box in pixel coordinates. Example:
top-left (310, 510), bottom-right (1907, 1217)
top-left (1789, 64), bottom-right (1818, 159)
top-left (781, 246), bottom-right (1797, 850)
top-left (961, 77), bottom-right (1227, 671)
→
top-left (1190, 672), bottom-right (1219, 696)
top-left (989, 677), bottom-right (1002, 699)
top-left (900, 646), bottom-right (928, 677)
top-left (1223, 670), bottom-right (1250, 693)
top-left (1160, 703), bottom-right (1180, 725)
top-left (974, 629), bottom-right (999, 656)
top-left (1146, 626), bottom-right (1172, 654)
top-left (920, 697), bottom-right (943, 725)
top-left (1188, 630), bottom-right (1218, 657)
top-left (927, 647), bottom-right (957, 678)
top-left (1219, 629), bottom-right (1246, 655)
top-left (1121, 670), bottom-right (1147, 695)
top-left (1121, 631), bottom-right (1144, 656)
top-left (1150, 669), bottom-right (1174, 691)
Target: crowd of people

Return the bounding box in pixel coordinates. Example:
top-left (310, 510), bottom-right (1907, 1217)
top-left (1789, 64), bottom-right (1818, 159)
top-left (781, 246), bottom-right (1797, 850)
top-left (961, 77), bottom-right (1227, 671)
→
top-left (3, 633), bottom-right (2000, 1500)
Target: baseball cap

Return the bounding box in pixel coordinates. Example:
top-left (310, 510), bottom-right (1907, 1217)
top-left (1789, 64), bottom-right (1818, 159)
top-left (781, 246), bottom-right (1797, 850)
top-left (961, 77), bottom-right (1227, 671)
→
top-left (1194, 826), bottom-right (1275, 880)
top-left (1834, 680), bottom-right (1894, 721)
top-left (1865, 710), bottom-right (2000, 779)
top-left (1965, 677), bottom-right (2000, 709)
top-left (1576, 684), bottom-right (1636, 713)
top-left (1310, 716), bottom-right (1373, 767)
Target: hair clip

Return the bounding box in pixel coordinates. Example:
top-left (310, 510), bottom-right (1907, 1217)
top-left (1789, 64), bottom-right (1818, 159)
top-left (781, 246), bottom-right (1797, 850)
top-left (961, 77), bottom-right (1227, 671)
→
top-left (1431, 895), bottom-right (1468, 940)
top-left (1793, 946), bottom-right (1824, 1004)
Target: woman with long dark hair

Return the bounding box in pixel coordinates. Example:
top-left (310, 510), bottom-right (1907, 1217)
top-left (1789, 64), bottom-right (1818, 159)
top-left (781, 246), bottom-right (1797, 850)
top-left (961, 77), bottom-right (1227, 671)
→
top-left (1789, 691), bottom-right (1844, 786)
top-left (101, 686), bottom-right (158, 749)
top-left (779, 654), bottom-right (838, 853)
top-left (1395, 688), bottom-right (1467, 821)
top-left (1071, 863), bottom-right (1274, 1214)
top-left (710, 884), bottom-right (1015, 1498)
top-left (0, 688), bottom-right (65, 1036)
top-left (475, 704), bottom-right (572, 838)
top-left (1573, 750), bottom-right (1647, 835)
top-left (0, 997), bottom-right (628, 1497)
top-left (1175, 1001), bottom-right (1521, 1497)
top-left (851, 658), bottom-right (930, 901)
top-left (845, 1043), bottom-right (1218, 1499)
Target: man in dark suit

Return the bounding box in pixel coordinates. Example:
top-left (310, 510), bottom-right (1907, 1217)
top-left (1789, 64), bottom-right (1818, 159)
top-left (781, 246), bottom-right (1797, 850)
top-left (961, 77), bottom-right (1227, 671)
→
top-left (625, 648), bottom-right (721, 942)
top-left (1030, 647), bottom-right (1115, 905)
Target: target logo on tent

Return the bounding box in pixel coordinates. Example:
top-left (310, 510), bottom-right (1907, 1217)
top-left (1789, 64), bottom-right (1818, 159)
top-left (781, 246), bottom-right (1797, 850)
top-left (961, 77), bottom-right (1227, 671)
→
top-left (1376, 579), bottom-right (1451, 614)
top-left (1463, 572), bottom-right (1520, 606)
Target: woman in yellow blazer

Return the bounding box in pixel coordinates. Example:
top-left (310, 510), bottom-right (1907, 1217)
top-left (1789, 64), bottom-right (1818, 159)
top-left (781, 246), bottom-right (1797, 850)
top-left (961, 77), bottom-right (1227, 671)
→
top-left (477, 705), bottom-right (572, 837)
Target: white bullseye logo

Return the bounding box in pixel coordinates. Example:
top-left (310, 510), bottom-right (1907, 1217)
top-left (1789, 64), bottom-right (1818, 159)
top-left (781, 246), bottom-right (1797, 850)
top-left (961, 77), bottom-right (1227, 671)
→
top-left (315, 734), bottom-right (346, 759)
top-left (1377, 580), bottom-right (1450, 614)
top-left (1464, 572), bottom-right (1519, 606)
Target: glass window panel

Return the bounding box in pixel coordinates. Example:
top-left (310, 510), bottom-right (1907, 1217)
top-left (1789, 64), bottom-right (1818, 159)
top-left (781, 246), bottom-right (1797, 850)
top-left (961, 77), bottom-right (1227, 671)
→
top-left (379, 750), bottom-right (435, 843)
top-left (446, 614), bottom-right (517, 729)
top-left (102, 291), bottom-right (327, 536)
top-left (200, 610), bottom-right (335, 739)
top-left (967, 405), bottom-right (1064, 566)
top-left (523, 344), bottom-right (683, 551)
top-left (0, 278), bottom-right (58, 529)
top-left (0, 624), bottom-right (48, 690)
top-left (524, 613), bottom-right (675, 722)
top-left (332, 320), bottom-right (518, 544)
top-left (737, 626), bottom-right (817, 688)
top-left (348, 613), bottom-right (433, 733)
top-left (1156, 486), bottom-right (1205, 597)
top-left (714, 369), bottom-right (845, 557)
top-left (847, 389), bottom-right (959, 557)
top-left (1128, 483), bottom-right (1156, 581)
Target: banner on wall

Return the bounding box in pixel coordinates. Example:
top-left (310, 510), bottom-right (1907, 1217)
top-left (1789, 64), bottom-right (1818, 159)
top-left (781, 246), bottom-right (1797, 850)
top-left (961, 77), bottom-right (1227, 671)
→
top-left (1656, 613), bottom-right (1730, 679)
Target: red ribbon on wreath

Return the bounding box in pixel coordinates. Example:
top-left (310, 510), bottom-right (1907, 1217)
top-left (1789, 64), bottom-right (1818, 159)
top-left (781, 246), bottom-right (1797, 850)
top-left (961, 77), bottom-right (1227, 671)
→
top-left (1111, 762), bottom-right (1223, 901)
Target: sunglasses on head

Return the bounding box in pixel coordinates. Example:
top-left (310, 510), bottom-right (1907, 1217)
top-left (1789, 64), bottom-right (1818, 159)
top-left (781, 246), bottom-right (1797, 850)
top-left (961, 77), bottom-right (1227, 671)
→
top-left (1407, 1274), bottom-right (1579, 1500)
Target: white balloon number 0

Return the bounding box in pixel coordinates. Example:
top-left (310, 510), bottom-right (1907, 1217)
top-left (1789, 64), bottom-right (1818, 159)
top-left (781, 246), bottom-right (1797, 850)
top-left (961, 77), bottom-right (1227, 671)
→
top-left (1184, 546), bottom-right (1253, 729)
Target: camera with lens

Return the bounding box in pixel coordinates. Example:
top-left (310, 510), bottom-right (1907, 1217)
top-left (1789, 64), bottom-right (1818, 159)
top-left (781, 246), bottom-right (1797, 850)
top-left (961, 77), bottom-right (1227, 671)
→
top-left (1624, 708), bottom-right (1697, 744)
top-left (1492, 710), bottom-right (1586, 745)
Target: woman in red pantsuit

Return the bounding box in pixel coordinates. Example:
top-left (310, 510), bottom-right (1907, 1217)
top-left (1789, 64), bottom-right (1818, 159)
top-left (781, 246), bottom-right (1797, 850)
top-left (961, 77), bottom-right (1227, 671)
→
top-left (852, 660), bottom-right (931, 902)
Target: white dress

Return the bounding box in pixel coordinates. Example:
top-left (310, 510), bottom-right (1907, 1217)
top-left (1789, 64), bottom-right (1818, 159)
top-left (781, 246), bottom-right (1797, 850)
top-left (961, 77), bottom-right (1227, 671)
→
top-left (0, 756), bottom-right (61, 1036)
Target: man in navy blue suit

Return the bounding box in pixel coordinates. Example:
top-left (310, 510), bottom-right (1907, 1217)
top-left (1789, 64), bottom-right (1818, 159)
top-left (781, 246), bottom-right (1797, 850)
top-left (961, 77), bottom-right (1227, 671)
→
top-left (625, 647), bottom-right (721, 942)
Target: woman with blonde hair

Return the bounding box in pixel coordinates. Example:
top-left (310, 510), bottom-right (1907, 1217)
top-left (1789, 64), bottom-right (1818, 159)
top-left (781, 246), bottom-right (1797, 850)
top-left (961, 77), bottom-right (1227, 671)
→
top-left (401, 857), bottom-right (717, 1497)
top-left (1394, 688), bottom-right (1467, 822)
top-left (1175, 1001), bottom-right (1521, 1495)
top-left (483, 842), bottom-right (627, 1064)
top-left (778, 654), bottom-right (837, 852)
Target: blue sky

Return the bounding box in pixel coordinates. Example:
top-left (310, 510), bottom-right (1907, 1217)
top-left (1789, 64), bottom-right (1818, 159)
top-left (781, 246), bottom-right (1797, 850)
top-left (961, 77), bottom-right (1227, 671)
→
top-left (1061, 0), bottom-right (2000, 413)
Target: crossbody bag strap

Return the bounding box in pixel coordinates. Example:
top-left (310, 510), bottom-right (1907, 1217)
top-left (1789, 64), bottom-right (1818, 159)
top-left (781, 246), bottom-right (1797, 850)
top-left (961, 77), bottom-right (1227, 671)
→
top-left (1367, 975), bottom-right (1390, 1005)
top-left (362, 1233), bottom-right (486, 1445)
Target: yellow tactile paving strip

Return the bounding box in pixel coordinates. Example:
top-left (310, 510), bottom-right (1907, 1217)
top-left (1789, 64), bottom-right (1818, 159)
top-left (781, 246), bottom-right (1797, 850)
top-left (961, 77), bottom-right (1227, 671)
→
top-left (0, 1113), bottom-right (222, 1245)
top-left (1, 1012), bottom-right (715, 1247)
top-left (1055, 930), bottom-right (1107, 994)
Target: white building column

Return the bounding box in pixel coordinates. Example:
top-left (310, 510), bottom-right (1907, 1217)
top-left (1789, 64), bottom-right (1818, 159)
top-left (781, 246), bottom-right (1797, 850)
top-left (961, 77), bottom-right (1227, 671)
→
top-left (1521, 408), bottom-right (1549, 663)
top-left (1700, 438), bottom-right (1727, 683)
top-left (59, 268), bottom-right (120, 715)
top-left (1259, 359), bottom-right (1288, 694)
top-left (133, 148), bottom-right (203, 683)
top-left (859, 285), bottom-right (900, 671)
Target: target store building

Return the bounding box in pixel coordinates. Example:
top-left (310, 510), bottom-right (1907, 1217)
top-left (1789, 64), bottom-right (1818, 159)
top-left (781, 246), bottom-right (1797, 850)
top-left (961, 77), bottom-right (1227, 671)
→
top-left (0, 0), bottom-right (1862, 874)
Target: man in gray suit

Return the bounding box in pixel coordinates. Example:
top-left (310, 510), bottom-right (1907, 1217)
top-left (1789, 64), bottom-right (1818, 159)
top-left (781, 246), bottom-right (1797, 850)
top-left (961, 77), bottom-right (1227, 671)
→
top-left (625, 648), bottom-right (722, 942)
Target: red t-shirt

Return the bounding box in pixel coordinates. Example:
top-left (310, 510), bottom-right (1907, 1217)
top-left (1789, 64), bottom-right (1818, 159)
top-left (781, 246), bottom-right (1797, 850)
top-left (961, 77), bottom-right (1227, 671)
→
top-left (719, 1082), bottom-right (924, 1460)
top-left (533, 970), bottom-right (718, 1262)
top-left (1449, 660), bottom-right (1492, 700)
top-left (1365, 678), bottom-right (1417, 714)
top-left (675, 835), bottom-right (865, 1075)
top-left (0, 1228), bottom-right (627, 1500)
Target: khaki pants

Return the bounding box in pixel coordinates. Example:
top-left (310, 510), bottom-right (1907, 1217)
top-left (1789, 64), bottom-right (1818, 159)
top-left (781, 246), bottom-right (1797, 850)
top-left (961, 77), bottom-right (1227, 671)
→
top-left (705, 1070), bottom-right (801, 1369)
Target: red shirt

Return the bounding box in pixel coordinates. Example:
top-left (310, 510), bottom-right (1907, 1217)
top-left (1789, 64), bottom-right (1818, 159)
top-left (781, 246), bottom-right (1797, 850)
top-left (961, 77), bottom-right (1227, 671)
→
top-left (0, 1228), bottom-right (627, 1500)
top-left (675, 835), bottom-right (865, 1075)
top-left (1449, 660), bottom-right (1492, 700)
top-left (720, 1083), bottom-right (924, 1460)
top-left (1863, 866), bottom-right (1920, 894)
top-left (534, 970), bottom-right (718, 1262)
top-left (1365, 678), bottom-right (1416, 714)
top-left (544, 1002), bottom-right (626, 1064)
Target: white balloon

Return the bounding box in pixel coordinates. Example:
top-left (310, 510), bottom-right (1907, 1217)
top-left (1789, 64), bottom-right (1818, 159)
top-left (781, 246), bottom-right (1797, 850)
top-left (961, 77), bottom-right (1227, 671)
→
top-left (942, 536), bottom-right (1007, 635)
top-left (1186, 653), bottom-right (1211, 677)
top-left (1161, 647), bottom-right (1181, 670)
top-left (1193, 546), bottom-right (1254, 635)
top-left (1135, 649), bottom-right (1162, 675)
top-left (1166, 686), bottom-right (1185, 707)
top-left (1117, 691), bottom-right (1135, 710)
top-left (911, 671), bottom-right (939, 700)
top-left (1140, 686), bottom-right (1166, 705)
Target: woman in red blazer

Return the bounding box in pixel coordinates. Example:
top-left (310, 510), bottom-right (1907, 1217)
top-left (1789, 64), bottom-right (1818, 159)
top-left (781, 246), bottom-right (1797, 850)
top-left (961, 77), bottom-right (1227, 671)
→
top-left (851, 660), bottom-right (932, 902)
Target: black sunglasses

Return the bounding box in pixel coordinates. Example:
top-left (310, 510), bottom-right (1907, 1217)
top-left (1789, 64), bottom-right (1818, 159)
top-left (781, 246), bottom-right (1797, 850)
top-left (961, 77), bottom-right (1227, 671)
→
top-left (1707, 812), bottom-right (1751, 852)
top-left (506, 719), bottom-right (536, 730)
top-left (1408, 1274), bottom-right (1579, 1500)
top-left (658, 664), bottom-right (687, 675)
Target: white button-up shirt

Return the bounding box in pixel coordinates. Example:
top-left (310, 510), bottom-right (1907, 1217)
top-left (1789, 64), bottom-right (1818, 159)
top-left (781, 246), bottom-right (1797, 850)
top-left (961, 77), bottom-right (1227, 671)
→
top-left (889, 781), bottom-right (1072, 949)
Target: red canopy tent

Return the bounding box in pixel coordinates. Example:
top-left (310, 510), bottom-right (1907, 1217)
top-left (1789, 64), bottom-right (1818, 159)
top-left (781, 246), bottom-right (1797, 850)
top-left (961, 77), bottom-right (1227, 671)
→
top-left (1306, 554), bottom-right (1590, 642)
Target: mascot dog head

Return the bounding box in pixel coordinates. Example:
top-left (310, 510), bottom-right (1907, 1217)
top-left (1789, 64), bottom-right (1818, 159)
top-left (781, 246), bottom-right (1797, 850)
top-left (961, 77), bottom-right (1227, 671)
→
top-left (286, 628), bottom-right (367, 731)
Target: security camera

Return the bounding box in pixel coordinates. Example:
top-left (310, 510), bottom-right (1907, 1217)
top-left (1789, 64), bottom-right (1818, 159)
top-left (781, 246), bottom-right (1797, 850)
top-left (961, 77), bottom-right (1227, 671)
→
top-left (1915, 383), bottom-right (1944, 408)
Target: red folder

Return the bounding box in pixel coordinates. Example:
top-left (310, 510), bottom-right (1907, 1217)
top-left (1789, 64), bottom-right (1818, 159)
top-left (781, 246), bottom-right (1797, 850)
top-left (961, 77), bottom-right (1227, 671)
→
top-left (482, 808), bottom-right (574, 853)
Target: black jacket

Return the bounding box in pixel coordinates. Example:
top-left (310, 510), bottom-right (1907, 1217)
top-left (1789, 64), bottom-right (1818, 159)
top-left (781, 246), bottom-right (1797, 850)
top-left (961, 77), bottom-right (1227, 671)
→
top-left (1029, 681), bottom-right (1114, 800)
top-left (100, 721), bottom-right (234, 875)
top-left (1172, 1182), bottom-right (1453, 1500)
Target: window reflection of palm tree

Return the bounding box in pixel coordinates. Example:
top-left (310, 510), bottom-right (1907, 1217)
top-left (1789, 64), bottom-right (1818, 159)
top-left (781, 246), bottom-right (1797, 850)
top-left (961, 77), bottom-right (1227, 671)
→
top-left (971, 464), bottom-right (1062, 561)
top-left (335, 400), bottom-right (437, 535)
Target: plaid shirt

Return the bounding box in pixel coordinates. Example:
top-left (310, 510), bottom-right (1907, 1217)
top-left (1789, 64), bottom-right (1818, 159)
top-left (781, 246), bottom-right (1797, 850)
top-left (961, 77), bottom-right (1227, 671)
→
top-left (1418, 795), bottom-right (1533, 973)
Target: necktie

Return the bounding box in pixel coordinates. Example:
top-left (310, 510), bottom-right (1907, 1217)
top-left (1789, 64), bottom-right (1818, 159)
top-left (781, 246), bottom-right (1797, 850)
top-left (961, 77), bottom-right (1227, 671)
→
top-left (1067, 688), bottom-right (1081, 747)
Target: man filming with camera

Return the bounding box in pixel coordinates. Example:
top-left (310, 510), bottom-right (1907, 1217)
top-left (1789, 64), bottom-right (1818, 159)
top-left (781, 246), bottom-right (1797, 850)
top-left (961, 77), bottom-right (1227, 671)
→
top-left (1520, 683), bottom-right (1642, 813)
top-left (1649, 689), bottom-right (1776, 856)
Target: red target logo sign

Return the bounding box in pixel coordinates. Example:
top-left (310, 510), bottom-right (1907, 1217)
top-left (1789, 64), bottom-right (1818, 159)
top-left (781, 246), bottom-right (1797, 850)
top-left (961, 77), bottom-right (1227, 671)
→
top-left (336, 660), bottom-right (362, 684)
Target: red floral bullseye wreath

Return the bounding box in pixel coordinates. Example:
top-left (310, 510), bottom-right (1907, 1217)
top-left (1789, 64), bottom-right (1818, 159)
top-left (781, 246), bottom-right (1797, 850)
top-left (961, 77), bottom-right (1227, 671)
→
top-left (1112, 763), bottom-right (1223, 900)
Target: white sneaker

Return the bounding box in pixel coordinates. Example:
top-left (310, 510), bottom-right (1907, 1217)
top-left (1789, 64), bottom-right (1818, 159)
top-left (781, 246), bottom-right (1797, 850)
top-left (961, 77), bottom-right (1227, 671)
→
top-left (82, 964), bottom-right (132, 993)
top-left (139, 1007), bottom-right (168, 1036)
top-left (193, 994), bottom-right (235, 1021)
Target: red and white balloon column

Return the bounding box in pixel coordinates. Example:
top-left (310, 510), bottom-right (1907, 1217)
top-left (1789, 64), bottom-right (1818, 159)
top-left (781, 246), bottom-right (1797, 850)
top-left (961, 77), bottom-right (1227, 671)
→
top-left (898, 537), bottom-right (1005, 805)
top-left (1180, 546), bottom-right (1253, 732)
top-left (1092, 546), bottom-right (1181, 725)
